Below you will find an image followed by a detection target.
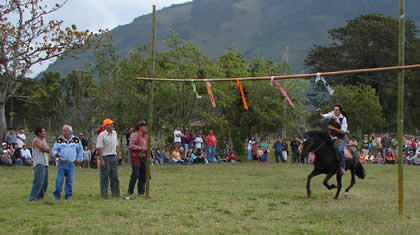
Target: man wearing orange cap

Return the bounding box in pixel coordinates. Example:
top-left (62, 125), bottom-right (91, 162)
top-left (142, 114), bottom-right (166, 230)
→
top-left (96, 118), bottom-right (121, 199)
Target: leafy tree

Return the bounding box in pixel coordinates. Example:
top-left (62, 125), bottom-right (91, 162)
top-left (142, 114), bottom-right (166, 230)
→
top-left (305, 14), bottom-right (420, 130)
top-left (323, 84), bottom-right (383, 138)
top-left (0, 0), bottom-right (106, 138)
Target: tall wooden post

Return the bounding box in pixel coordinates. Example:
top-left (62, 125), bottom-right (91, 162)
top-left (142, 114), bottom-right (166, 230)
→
top-left (397, 0), bottom-right (405, 216)
top-left (145, 5), bottom-right (156, 200)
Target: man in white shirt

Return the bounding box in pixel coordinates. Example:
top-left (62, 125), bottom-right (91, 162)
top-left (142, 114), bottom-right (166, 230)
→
top-left (21, 144), bottom-right (32, 166)
top-left (318, 105), bottom-right (348, 175)
top-left (173, 126), bottom-right (183, 148)
top-left (194, 133), bottom-right (204, 150)
top-left (96, 118), bottom-right (121, 199)
top-left (16, 128), bottom-right (26, 148)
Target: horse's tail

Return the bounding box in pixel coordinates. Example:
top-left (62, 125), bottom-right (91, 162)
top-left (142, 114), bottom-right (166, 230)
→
top-left (355, 160), bottom-right (365, 179)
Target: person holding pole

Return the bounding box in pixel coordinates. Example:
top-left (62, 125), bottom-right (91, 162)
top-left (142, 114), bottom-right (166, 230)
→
top-left (96, 119), bottom-right (121, 199)
top-left (128, 121), bottom-right (148, 196)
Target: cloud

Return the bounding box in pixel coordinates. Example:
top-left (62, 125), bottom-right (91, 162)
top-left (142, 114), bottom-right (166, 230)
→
top-left (29, 0), bottom-right (191, 77)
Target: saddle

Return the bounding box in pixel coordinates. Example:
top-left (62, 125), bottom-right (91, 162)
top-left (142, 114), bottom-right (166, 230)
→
top-left (334, 138), bottom-right (354, 160)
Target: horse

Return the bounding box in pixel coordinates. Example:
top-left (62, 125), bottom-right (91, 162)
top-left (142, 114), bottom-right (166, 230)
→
top-left (302, 130), bottom-right (365, 199)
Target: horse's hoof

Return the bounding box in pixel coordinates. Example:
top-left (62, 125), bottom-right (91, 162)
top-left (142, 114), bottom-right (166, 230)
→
top-left (344, 192), bottom-right (349, 198)
top-left (334, 197), bottom-right (338, 200)
top-left (307, 192), bottom-right (311, 198)
top-left (330, 184), bottom-right (336, 189)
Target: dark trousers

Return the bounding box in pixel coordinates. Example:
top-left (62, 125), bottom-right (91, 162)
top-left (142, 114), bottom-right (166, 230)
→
top-left (29, 165), bottom-right (48, 201)
top-left (274, 151), bottom-right (284, 163)
top-left (100, 155), bottom-right (120, 199)
top-left (128, 158), bottom-right (146, 195)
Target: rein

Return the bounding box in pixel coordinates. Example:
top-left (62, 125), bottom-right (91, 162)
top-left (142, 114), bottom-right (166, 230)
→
top-left (309, 138), bottom-right (329, 154)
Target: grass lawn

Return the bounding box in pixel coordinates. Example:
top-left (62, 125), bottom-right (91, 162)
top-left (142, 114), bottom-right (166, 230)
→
top-left (1, 161), bottom-right (420, 234)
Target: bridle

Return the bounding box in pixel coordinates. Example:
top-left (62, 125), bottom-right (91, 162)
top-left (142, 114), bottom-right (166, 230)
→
top-left (304, 137), bottom-right (329, 154)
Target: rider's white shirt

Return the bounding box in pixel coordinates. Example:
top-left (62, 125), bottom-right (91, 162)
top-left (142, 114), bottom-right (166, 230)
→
top-left (322, 112), bottom-right (348, 134)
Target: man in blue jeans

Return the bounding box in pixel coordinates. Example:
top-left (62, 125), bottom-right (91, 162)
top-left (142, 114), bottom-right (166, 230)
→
top-left (52, 125), bottom-right (83, 200)
top-left (205, 130), bottom-right (217, 163)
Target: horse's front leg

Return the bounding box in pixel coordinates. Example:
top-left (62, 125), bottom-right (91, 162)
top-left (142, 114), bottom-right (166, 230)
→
top-left (334, 173), bottom-right (343, 199)
top-left (307, 170), bottom-right (321, 198)
top-left (322, 172), bottom-right (336, 190)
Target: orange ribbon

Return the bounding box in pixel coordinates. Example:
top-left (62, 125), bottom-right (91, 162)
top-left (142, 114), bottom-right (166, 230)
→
top-left (206, 81), bottom-right (216, 108)
top-left (236, 79), bottom-right (248, 110)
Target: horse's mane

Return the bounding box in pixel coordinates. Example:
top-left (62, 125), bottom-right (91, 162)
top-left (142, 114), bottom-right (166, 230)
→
top-left (305, 130), bottom-right (334, 145)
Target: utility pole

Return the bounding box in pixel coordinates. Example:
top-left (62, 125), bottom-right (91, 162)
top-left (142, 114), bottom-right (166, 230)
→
top-left (397, 0), bottom-right (405, 216)
top-left (145, 5), bottom-right (156, 200)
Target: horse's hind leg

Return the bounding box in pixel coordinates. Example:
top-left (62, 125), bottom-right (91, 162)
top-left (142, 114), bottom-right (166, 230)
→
top-left (322, 172), bottom-right (336, 190)
top-left (344, 170), bottom-right (356, 194)
top-left (334, 174), bottom-right (343, 200)
top-left (306, 170), bottom-right (321, 198)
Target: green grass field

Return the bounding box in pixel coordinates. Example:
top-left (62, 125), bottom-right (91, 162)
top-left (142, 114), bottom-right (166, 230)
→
top-left (1, 162), bottom-right (420, 234)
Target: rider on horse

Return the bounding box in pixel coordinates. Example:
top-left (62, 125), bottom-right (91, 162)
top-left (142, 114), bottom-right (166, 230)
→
top-left (317, 104), bottom-right (348, 175)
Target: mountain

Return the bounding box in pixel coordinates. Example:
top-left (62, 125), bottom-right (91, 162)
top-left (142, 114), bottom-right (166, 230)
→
top-left (44, 0), bottom-right (420, 76)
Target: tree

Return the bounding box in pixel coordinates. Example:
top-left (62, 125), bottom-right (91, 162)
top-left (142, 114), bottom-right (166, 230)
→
top-left (0, 0), bottom-right (106, 138)
top-left (324, 84), bottom-right (383, 138)
top-left (305, 14), bottom-right (420, 130)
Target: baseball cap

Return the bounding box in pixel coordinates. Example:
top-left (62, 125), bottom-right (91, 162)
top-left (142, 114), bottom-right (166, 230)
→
top-left (79, 133), bottom-right (84, 136)
top-left (2, 150), bottom-right (7, 154)
top-left (1, 142), bottom-right (6, 146)
top-left (138, 120), bottom-right (148, 127)
top-left (103, 118), bottom-right (115, 126)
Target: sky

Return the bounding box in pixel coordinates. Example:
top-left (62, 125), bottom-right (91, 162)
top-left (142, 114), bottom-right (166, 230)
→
top-left (29, 0), bottom-right (192, 77)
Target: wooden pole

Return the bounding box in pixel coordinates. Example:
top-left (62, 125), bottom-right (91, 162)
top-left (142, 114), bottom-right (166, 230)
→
top-left (145, 5), bottom-right (156, 200)
top-left (136, 64), bottom-right (420, 82)
top-left (397, 0), bottom-right (405, 216)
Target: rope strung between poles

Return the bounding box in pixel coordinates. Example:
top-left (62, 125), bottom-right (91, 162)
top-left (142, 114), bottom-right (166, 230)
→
top-left (136, 64), bottom-right (420, 82)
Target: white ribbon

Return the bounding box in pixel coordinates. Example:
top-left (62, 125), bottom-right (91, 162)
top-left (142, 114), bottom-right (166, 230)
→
top-left (316, 73), bottom-right (335, 96)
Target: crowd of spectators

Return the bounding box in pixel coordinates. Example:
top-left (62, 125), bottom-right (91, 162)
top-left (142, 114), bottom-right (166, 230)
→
top-left (3, 125), bottom-right (420, 168)
top-left (351, 133), bottom-right (420, 166)
top-left (149, 126), bottom-right (240, 165)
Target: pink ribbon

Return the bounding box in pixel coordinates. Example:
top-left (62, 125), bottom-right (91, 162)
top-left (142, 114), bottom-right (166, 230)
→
top-left (270, 76), bottom-right (295, 108)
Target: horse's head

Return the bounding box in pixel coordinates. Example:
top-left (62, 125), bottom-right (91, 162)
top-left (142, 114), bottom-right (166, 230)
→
top-left (302, 131), bottom-right (330, 156)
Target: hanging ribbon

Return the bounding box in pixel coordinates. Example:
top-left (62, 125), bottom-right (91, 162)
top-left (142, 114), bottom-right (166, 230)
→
top-left (316, 73), bottom-right (335, 96)
top-left (236, 79), bottom-right (248, 110)
top-left (191, 80), bottom-right (202, 98)
top-left (205, 81), bottom-right (216, 108)
top-left (270, 76), bottom-right (295, 108)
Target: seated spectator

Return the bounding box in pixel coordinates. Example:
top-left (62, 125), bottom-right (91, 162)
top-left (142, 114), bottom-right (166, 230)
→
top-left (406, 150), bottom-right (415, 165)
top-left (21, 144), bottom-right (33, 166)
top-left (359, 153), bottom-right (366, 164)
top-left (161, 147), bottom-right (171, 163)
top-left (191, 148), bottom-right (208, 164)
top-left (227, 152), bottom-right (240, 162)
top-left (414, 153), bottom-right (420, 166)
top-left (82, 146), bottom-right (91, 168)
top-left (257, 145), bottom-right (264, 160)
top-left (0, 150), bottom-right (12, 166)
top-left (1, 142), bottom-right (7, 152)
top-left (12, 143), bottom-right (23, 166)
top-left (365, 151), bottom-right (375, 164)
top-left (373, 155), bottom-right (383, 165)
top-left (171, 146), bottom-right (184, 164)
top-left (251, 143), bottom-right (258, 160)
top-left (153, 148), bottom-right (163, 165)
top-left (183, 151), bottom-right (193, 164)
top-left (385, 151), bottom-right (396, 164)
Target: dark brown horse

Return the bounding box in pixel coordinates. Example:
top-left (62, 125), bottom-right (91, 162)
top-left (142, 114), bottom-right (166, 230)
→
top-left (302, 131), bottom-right (365, 199)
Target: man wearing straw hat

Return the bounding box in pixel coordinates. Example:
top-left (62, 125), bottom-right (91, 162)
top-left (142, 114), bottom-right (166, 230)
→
top-left (96, 118), bottom-right (121, 199)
